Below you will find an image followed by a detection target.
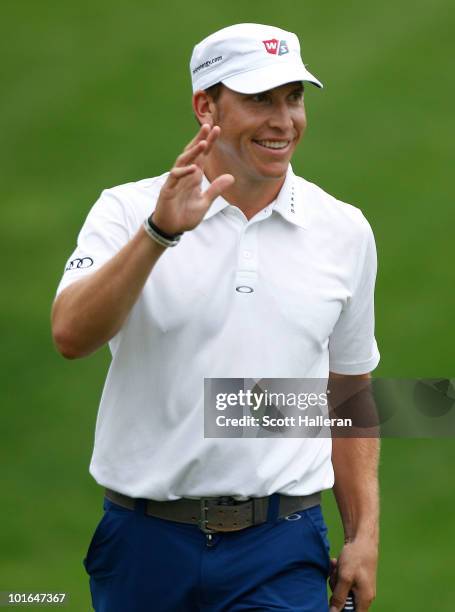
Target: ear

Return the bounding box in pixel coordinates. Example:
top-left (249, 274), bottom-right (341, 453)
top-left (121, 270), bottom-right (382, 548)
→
top-left (192, 90), bottom-right (217, 127)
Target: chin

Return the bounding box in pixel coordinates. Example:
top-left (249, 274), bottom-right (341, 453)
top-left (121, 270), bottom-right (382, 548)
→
top-left (247, 150), bottom-right (293, 180)
top-left (254, 162), bottom-right (289, 180)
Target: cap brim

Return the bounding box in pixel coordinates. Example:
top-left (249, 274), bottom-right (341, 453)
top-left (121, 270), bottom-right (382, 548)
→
top-left (222, 62), bottom-right (323, 94)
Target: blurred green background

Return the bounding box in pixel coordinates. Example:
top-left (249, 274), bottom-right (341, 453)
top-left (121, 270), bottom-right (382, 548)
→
top-left (1, 0), bottom-right (454, 609)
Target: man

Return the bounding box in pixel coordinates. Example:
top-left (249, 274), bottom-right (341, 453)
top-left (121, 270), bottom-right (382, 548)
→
top-left (52, 23), bottom-right (380, 612)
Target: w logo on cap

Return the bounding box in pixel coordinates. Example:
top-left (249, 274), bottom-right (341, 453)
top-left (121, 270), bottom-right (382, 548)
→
top-left (262, 39), bottom-right (289, 56)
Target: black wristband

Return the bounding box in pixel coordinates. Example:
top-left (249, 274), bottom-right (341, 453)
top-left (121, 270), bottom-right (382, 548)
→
top-left (148, 214), bottom-right (183, 241)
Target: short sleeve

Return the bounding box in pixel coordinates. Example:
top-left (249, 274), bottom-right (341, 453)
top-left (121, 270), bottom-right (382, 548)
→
top-left (329, 217), bottom-right (380, 375)
top-left (55, 189), bottom-right (132, 296)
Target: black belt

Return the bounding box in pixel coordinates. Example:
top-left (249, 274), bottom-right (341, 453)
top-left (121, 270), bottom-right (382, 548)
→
top-left (105, 488), bottom-right (321, 534)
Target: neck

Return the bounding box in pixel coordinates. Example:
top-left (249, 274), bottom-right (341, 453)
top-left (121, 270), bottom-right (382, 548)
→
top-left (204, 158), bottom-right (288, 221)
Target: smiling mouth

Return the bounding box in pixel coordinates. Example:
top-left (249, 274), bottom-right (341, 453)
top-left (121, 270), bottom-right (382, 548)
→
top-left (253, 139), bottom-right (291, 150)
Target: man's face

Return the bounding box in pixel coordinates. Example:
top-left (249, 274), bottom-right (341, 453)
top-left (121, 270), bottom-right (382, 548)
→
top-left (208, 81), bottom-right (307, 181)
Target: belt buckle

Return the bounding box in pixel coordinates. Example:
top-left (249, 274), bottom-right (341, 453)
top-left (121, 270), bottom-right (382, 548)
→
top-left (198, 497), bottom-right (253, 533)
top-left (198, 498), bottom-right (217, 535)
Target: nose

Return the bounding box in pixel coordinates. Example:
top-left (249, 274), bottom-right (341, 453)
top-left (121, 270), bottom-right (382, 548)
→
top-left (267, 100), bottom-right (294, 132)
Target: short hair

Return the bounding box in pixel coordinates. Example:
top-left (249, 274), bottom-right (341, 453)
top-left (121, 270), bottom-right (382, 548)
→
top-left (204, 82), bottom-right (224, 102)
top-left (194, 82), bottom-right (224, 125)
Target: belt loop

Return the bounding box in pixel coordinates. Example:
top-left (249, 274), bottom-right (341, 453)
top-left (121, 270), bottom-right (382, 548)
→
top-left (266, 493), bottom-right (280, 523)
top-left (134, 498), bottom-right (148, 515)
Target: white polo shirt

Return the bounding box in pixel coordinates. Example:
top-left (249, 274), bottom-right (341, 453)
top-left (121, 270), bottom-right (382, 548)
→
top-left (56, 165), bottom-right (380, 500)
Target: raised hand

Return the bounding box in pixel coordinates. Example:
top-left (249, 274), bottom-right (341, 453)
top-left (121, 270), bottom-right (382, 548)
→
top-left (152, 124), bottom-right (234, 235)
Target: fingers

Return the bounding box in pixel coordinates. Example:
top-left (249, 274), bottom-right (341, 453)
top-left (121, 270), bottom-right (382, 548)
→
top-left (166, 164), bottom-right (198, 189)
top-left (183, 123), bottom-right (211, 152)
top-left (171, 125), bottom-right (222, 186)
top-left (182, 123), bottom-right (221, 156)
top-left (175, 140), bottom-right (208, 168)
top-left (329, 575), bottom-right (352, 612)
top-left (330, 587), bottom-right (373, 612)
top-left (351, 586), bottom-right (375, 612)
top-left (203, 173), bottom-right (235, 206)
top-left (202, 125), bottom-right (221, 157)
top-left (328, 558), bottom-right (338, 592)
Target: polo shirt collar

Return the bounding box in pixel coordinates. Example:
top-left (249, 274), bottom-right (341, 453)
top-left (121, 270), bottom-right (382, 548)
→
top-left (272, 164), bottom-right (308, 229)
top-left (201, 164), bottom-right (308, 229)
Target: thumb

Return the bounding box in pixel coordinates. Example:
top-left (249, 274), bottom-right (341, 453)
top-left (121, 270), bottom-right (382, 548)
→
top-left (328, 557), bottom-right (338, 592)
top-left (203, 174), bottom-right (235, 206)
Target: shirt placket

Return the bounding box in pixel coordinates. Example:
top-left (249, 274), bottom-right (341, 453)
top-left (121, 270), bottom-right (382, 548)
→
top-left (234, 207), bottom-right (272, 294)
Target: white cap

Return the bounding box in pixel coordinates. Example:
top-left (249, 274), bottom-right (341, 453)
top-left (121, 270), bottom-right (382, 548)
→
top-left (190, 23), bottom-right (323, 94)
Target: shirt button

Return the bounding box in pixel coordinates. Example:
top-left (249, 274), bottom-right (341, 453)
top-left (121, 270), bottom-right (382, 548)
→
top-left (243, 250), bottom-right (252, 259)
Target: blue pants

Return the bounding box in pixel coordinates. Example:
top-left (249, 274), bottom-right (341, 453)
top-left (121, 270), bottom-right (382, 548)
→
top-left (83, 496), bottom-right (331, 611)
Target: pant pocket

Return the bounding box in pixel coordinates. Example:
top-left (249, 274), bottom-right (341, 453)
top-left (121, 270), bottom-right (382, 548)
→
top-left (304, 505), bottom-right (331, 576)
top-left (83, 503), bottom-right (133, 579)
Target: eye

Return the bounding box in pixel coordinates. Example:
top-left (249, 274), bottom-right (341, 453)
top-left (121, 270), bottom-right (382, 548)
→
top-left (251, 93), bottom-right (269, 103)
top-left (289, 90), bottom-right (304, 102)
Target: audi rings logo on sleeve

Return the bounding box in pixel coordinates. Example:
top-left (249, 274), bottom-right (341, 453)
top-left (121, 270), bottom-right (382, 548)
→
top-left (65, 257), bottom-right (94, 271)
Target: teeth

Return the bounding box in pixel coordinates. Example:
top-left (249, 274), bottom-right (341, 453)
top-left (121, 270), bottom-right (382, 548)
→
top-left (255, 140), bottom-right (289, 149)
